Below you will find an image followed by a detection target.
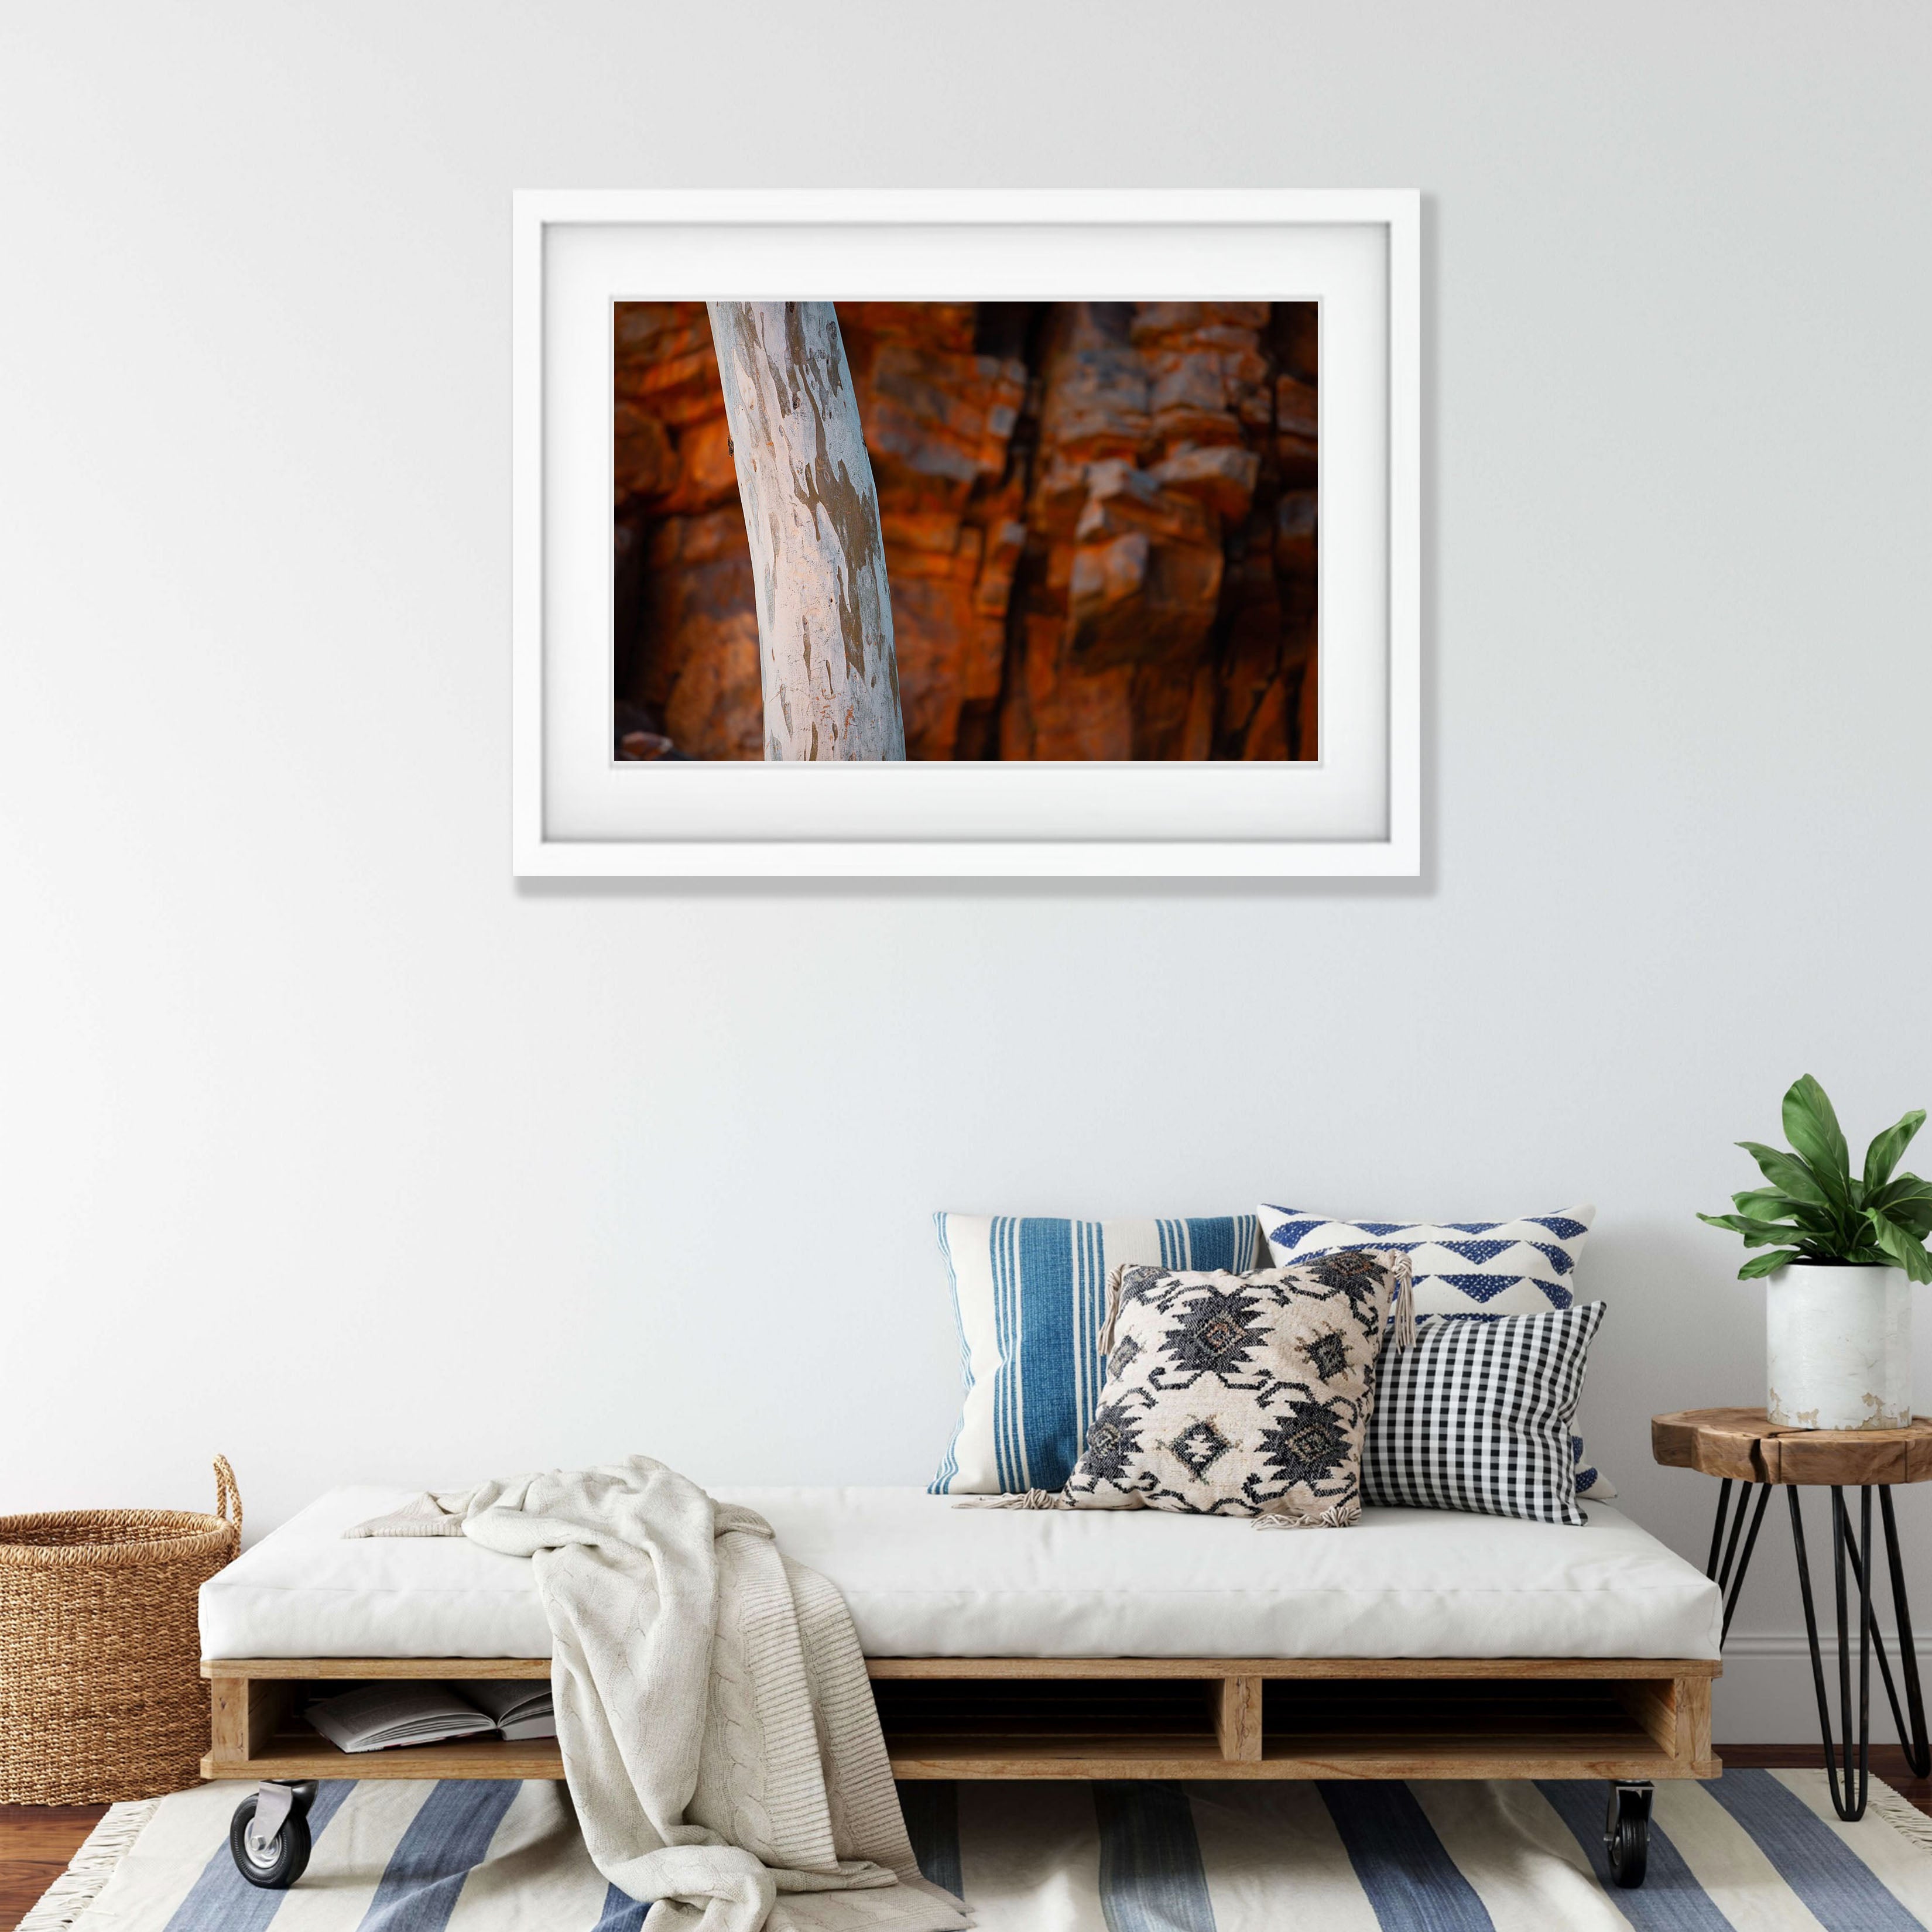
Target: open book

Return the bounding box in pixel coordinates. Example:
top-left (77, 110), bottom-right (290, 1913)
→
top-left (306, 1680), bottom-right (557, 1753)
top-left (456, 1679), bottom-right (557, 1741)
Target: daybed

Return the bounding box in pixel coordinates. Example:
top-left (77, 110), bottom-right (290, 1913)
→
top-left (200, 1485), bottom-right (1722, 1890)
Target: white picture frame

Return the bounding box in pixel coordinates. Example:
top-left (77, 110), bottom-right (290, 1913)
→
top-left (513, 190), bottom-right (1420, 877)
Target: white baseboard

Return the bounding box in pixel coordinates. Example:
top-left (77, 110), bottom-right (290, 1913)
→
top-left (1714, 1632), bottom-right (1931, 1743)
top-left (1724, 1633), bottom-right (1932, 1659)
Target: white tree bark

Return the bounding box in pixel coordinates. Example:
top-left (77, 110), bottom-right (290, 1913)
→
top-left (705, 301), bottom-right (905, 761)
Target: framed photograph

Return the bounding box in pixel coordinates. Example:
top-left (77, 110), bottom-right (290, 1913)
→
top-left (513, 190), bottom-right (1419, 876)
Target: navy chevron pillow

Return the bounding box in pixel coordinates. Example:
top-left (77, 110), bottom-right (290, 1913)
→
top-left (1260, 1204), bottom-right (1594, 1313)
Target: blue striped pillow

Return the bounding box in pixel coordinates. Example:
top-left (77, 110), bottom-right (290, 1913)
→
top-left (929, 1213), bottom-right (1263, 1495)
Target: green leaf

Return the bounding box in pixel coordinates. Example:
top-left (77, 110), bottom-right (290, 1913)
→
top-left (1700, 1212), bottom-right (1829, 1248)
top-left (1738, 1140), bottom-right (1831, 1208)
top-left (1865, 1111), bottom-right (1927, 1196)
top-left (1866, 1211), bottom-right (1932, 1284)
top-left (1892, 1202), bottom-right (1932, 1242)
top-left (1862, 1179), bottom-right (1932, 1242)
top-left (1870, 1175), bottom-right (1932, 1216)
top-left (1739, 1248), bottom-right (1802, 1279)
top-left (1784, 1075), bottom-right (1852, 1201)
top-left (1699, 1212), bottom-right (1747, 1234)
top-left (1732, 1190), bottom-right (1839, 1235)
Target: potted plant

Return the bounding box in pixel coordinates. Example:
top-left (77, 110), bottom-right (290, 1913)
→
top-left (1700, 1075), bottom-right (1932, 1430)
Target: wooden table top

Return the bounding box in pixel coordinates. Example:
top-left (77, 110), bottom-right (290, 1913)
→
top-left (1653, 1407), bottom-right (1932, 1486)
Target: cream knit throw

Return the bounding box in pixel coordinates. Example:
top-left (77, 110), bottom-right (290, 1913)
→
top-left (348, 1460), bottom-right (965, 1932)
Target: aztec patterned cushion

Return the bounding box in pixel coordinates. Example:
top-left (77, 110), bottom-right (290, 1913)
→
top-left (1056, 1251), bottom-right (1412, 1523)
top-left (1258, 1200), bottom-right (1615, 1500)
top-left (929, 1213), bottom-right (1263, 1495)
top-left (1362, 1301), bottom-right (1607, 1526)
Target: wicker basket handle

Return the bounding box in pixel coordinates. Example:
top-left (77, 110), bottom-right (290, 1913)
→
top-left (213, 1455), bottom-right (241, 1540)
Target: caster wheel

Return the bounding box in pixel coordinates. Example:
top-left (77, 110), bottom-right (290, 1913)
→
top-left (1604, 1783), bottom-right (1652, 1890)
top-left (229, 1795), bottom-right (312, 1889)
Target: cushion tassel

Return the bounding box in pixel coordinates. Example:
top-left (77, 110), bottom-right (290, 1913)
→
top-left (1254, 1501), bottom-right (1357, 1531)
top-left (953, 1488), bottom-right (1071, 1511)
top-left (1390, 1261), bottom-right (1416, 1351)
top-left (1094, 1263), bottom-right (1129, 1362)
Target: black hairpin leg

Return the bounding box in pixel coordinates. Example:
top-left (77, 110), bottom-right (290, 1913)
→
top-left (1839, 1487), bottom-right (1932, 1778)
top-left (1790, 1486), bottom-right (1875, 1820)
top-left (1882, 1488), bottom-right (1931, 1776)
top-left (1705, 1477), bottom-right (1734, 1578)
top-left (1704, 1478), bottom-right (1772, 1642)
top-left (1708, 1474), bottom-right (1926, 1811)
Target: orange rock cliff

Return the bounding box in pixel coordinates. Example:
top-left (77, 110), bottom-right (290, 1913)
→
top-left (614, 301), bottom-right (1317, 761)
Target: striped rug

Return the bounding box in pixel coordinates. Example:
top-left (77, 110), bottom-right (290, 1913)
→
top-left (25, 1773), bottom-right (1932, 1931)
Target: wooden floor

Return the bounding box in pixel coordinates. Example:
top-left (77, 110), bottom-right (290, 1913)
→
top-left (2, 1749), bottom-right (1927, 1932)
top-left (0, 1805), bottom-right (106, 1932)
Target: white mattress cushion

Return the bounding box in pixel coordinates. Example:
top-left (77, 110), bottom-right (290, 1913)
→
top-left (199, 1484), bottom-right (1720, 1662)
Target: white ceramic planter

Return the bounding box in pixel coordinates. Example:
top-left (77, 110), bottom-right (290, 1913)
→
top-left (1766, 1263), bottom-right (1912, 1430)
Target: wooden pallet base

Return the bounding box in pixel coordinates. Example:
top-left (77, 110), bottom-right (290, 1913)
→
top-left (202, 1655), bottom-right (1719, 1784)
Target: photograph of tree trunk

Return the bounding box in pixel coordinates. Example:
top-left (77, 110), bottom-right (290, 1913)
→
top-left (614, 300), bottom-right (1316, 762)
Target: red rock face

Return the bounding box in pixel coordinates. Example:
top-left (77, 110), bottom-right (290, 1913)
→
top-left (614, 300), bottom-right (1316, 761)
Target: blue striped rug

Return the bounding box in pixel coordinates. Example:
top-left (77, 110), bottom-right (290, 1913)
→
top-left (25, 1773), bottom-right (1932, 1931)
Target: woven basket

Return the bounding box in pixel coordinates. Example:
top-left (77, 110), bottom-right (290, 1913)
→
top-left (0, 1457), bottom-right (241, 1803)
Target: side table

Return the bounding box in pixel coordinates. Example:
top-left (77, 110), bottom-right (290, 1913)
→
top-left (1653, 1406), bottom-right (1932, 1820)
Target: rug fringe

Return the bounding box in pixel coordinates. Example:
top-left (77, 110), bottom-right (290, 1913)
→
top-left (1864, 1779), bottom-right (1932, 1854)
top-left (16, 1798), bottom-right (162, 1932)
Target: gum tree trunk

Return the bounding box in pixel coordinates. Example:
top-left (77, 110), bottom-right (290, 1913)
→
top-left (705, 301), bottom-right (905, 761)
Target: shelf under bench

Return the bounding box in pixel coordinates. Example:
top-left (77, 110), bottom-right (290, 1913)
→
top-left (203, 1654), bottom-right (1718, 1784)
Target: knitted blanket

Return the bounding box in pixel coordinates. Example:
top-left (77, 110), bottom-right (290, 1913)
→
top-left (348, 1460), bottom-right (965, 1932)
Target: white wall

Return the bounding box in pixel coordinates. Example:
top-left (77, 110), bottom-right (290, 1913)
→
top-left (3, 1), bottom-right (1929, 1743)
